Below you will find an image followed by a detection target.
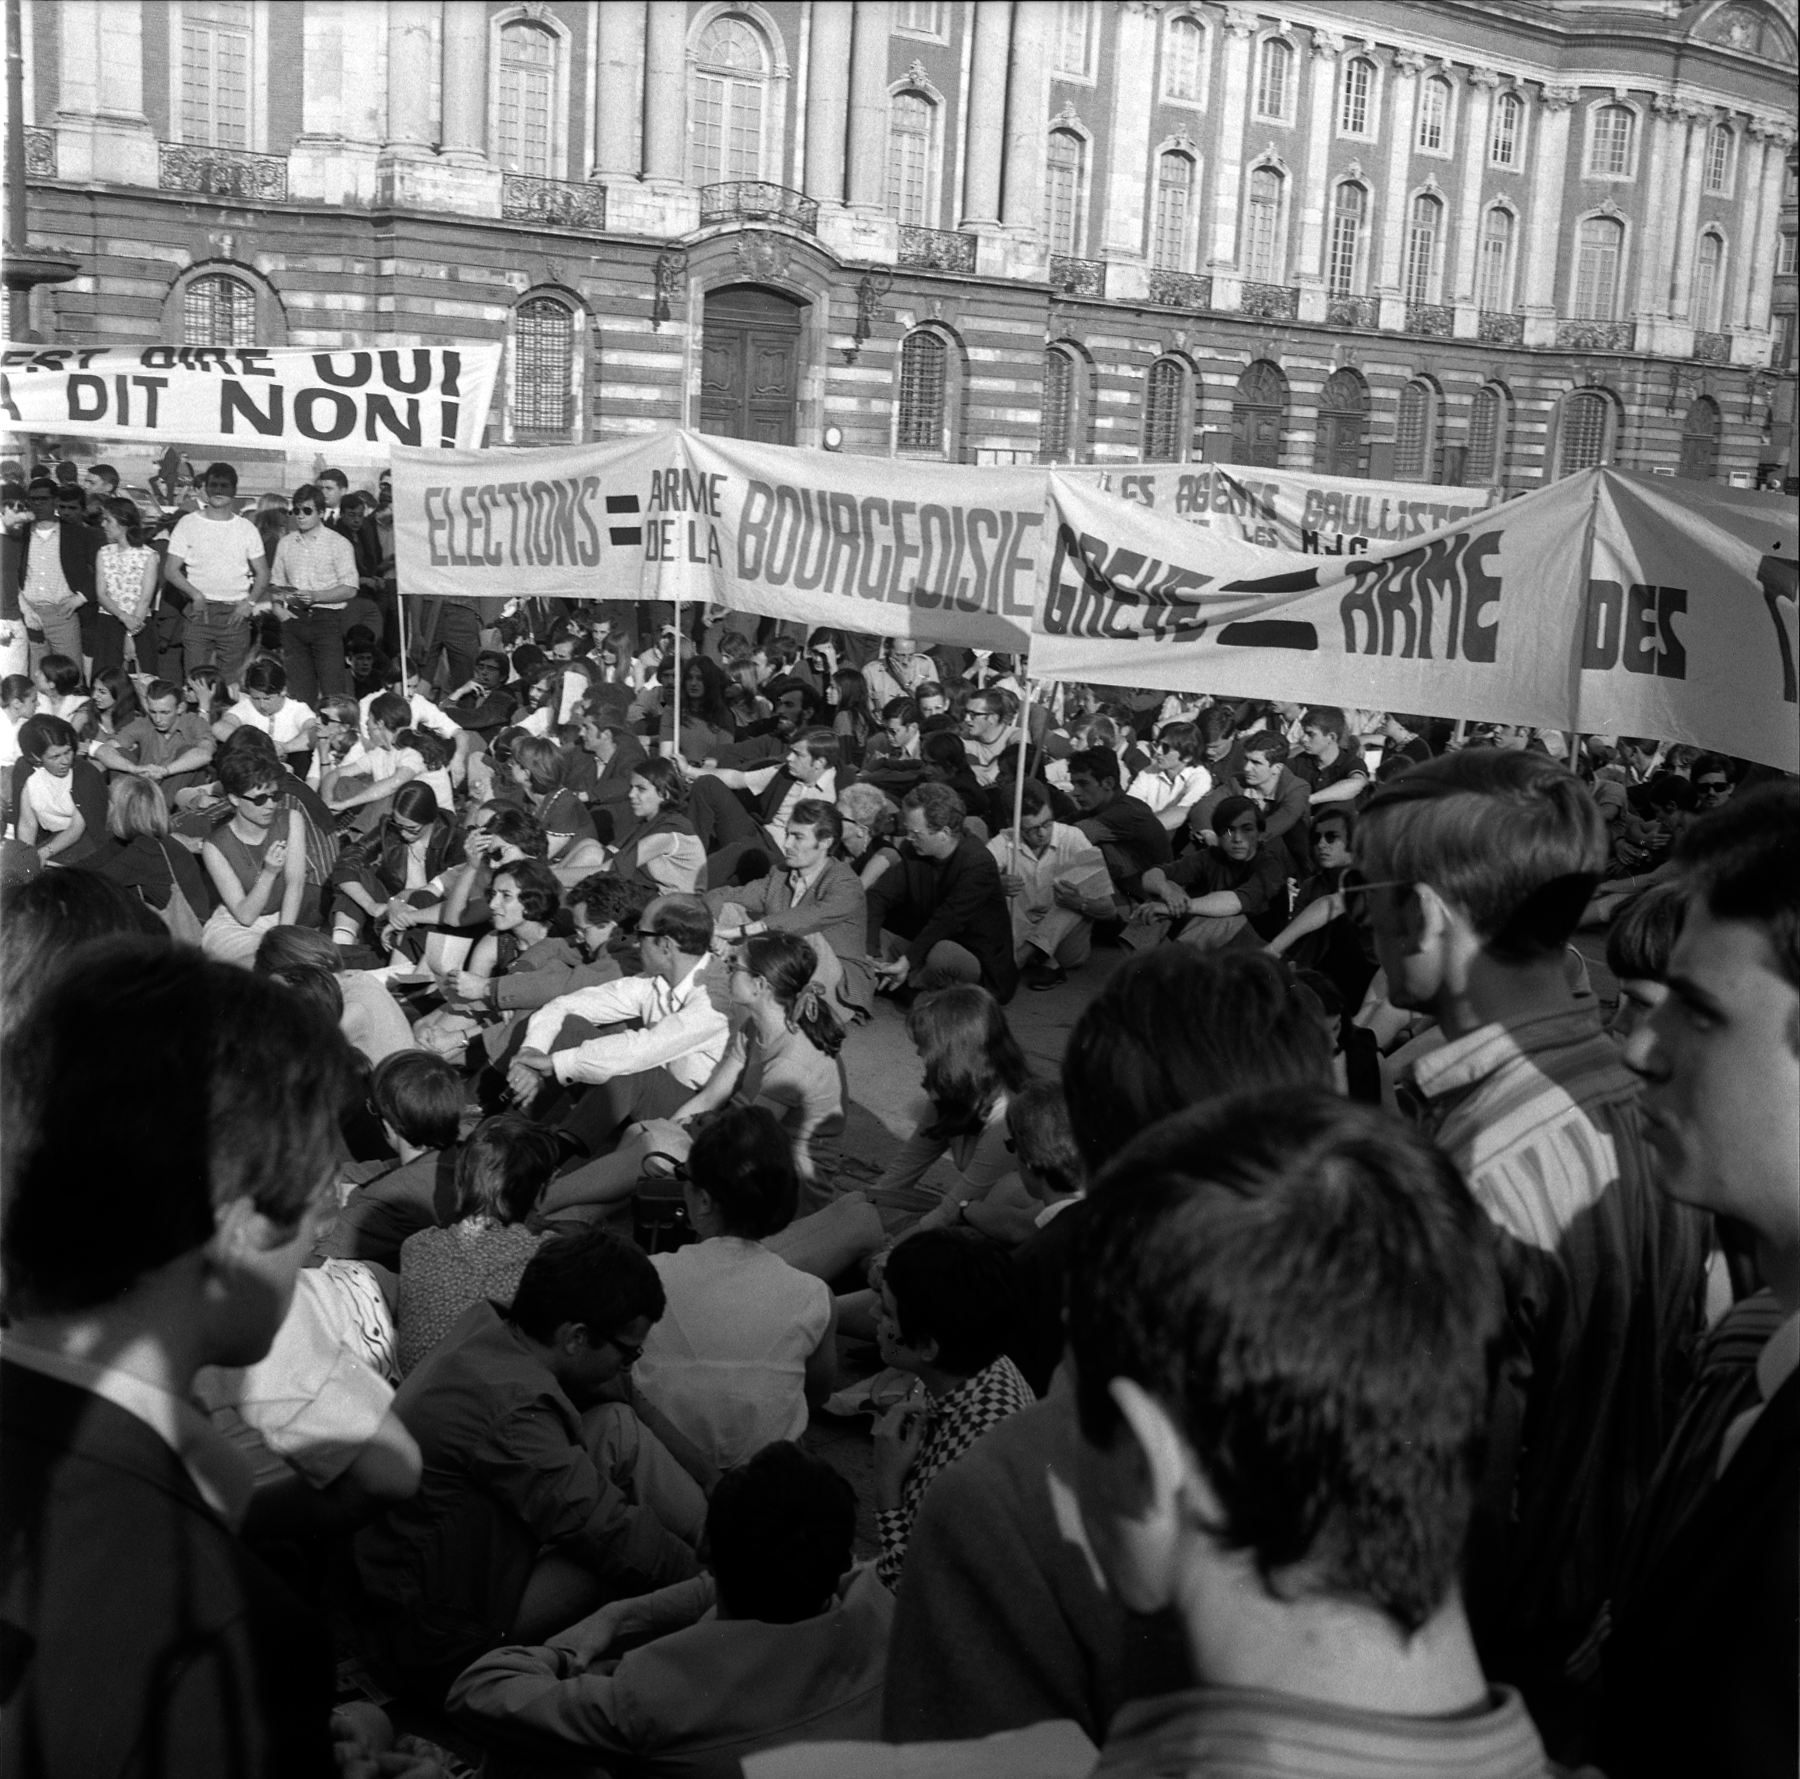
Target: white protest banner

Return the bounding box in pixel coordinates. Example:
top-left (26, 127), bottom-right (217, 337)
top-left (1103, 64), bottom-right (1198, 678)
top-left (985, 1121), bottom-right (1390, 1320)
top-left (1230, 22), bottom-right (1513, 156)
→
top-left (1033, 466), bottom-right (1798, 773)
top-left (390, 433), bottom-right (675, 602)
top-left (1062, 460), bottom-right (1501, 554)
top-left (0, 343), bottom-right (500, 452)
top-left (670, 433), bottom-right (1041, 652)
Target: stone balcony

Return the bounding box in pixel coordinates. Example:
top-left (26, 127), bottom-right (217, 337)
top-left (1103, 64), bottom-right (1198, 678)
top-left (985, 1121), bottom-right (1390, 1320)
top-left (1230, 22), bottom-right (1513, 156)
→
top-left (1239, 281), bottom-right (1299, 321)
top-left (158, 141), bottom-right (289, 202)
top-left (1692, 330), bottom-right (1730, 364)
top-left (699, 182), bottom-right (819, 234)
top-left (1146, 269), bottom-right (1214, 310)
top-left (1405, 302), bottom-right (1454, 338)
top-left (1325, 293), bottom-right (1378, 329)
top-left (1555, 318), bottom-right (1635, 352)
top-left (1049, 255), bottom-right (1107, 298)
top-left (896, 225), bottom-right (977, 275)
top-left (500, 173), bottom-right (607, 232)
top-left (1479, 310), bottom-right (1525, 345)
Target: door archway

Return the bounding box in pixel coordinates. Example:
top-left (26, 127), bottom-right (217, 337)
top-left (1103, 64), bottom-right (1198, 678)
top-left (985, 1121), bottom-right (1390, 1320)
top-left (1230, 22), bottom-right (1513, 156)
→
top-left (699, 284), bottom-right (805, 444)
top-left (1232, 360), bottom-right (1287, 467)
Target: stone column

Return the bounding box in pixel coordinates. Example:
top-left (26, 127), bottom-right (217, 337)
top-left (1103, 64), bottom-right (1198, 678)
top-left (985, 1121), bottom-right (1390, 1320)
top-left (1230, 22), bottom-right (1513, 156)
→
top-left (1633, 98), bottom-right (1682, 318)
top-left (643, 0), bottom-right (688, 183)
top-left (1373, 48), bottom-right (1424, 326)
top-left (961, 0), bottom-right (1010, 227)
top-left (595, 0), bottom-right (647, 177)
top-left (385, 0), bottom-right (436, 155)
top-left (1293, 28), bottom-right (1341, 316)
top-left (805, 1), bottom-right (853, 202)
top-left (1207, 7), bottom-right (1256, 277)
top-left (440, 0), bottom-right (490, 164)
top-left (1101, 2), bottom-right (1159, 265)
top-left (1519, 85), bottom-right (1576, 345)
top-left (846, 0), bottom-right (894, 208)
top-left (1668, 106), bottom-right (1711, 322)
top-left (1725, 124), bottom-right (1765, 332)
top-left (1743, 125), bottom-right (1792, 334)
top-left (51, 0), bottom-right (155, 184)
top-left (1452, 70), bottom-right (1497, 317)
top-left (1001, 0), bottom-right (1052, 232)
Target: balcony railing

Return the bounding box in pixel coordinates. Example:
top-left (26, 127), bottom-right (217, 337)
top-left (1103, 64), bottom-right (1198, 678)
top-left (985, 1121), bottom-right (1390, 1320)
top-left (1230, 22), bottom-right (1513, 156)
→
top-left (1692, 330), bottom-right (1730, 364)
top-left (1240, 281), bottom-right (1299, 321)
top-left (501, 173), bottom-right (607, 231)
top-left (1325, 294), bottom-right (1377, 330)
top-left (23, 126), bottom-right (55, 178)
top-left (699, 182), bottom-right (819, 234)
top-left (897, 225), bottom-right (977, 274)
top-left (158, 141), bottom-right (289, 201)
top-left (1147, 269), bottom-right (1214, 310)
top-left (1049, 255), bottom-right (1107, 298)
top-left (1479, 310), bottom-right (1524, 346)
top-left (1406, 302), bottom-right (1454, 338)
top-left (1555, 318), bottom-right (1634, 352)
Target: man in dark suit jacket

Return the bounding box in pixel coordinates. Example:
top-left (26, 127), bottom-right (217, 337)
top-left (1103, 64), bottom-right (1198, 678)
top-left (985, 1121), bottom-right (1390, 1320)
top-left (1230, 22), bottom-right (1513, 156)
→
top-left (0, 941), bottom-right (365, 1779)
top-left (15, 477), bottom-right (100, 662)
top-left (868, 781), bottom-right (1018, 1001)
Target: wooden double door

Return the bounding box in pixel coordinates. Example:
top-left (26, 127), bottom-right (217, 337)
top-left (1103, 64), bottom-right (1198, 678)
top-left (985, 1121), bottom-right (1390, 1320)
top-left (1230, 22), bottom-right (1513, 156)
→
top-left (698, 284), bottom-right (803, 445)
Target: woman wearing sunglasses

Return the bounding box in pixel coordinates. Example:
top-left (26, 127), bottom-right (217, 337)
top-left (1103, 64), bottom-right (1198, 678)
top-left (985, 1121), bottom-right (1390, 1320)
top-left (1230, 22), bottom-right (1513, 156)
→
top-left (270, 481), bottom-right (360, 707)
top-left (200, 746), bottom-right (309, 963)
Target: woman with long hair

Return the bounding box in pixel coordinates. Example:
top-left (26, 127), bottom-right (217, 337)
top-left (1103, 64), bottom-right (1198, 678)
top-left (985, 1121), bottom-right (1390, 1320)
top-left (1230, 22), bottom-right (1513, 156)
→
top-left (665, 655), bottom-right (737, 760)
top-left (93, 494), bottom-right (159, 674)
top-left (85, 666), bottom-right (144, 751)
top-left (608, 755), bottom-right (704, 894)
top-left (830, 667), bottom-right (874, 769)
top-left (509, 733), bottom-right (597, 861)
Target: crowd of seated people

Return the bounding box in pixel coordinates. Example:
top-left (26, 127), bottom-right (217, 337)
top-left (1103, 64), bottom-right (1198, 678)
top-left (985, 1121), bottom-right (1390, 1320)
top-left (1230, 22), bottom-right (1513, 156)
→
top-left (2, 464), bottom-right (1794, 1779)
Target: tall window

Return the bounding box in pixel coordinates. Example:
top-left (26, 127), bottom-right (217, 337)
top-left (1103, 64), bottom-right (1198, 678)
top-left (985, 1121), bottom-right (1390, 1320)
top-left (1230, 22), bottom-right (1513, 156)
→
top-left (1041, 346), bottom-right (1082, 463)
top-left (1417, 76), bottom-right (1452, 151)
top-left (1339, 56), bottom-right (1375, 135)
top-left (512, 296), bottom-right (576, 441)
top-left (894, 2), bottom-right (944, 34)
top-left (887, 90), bottom-right (935, 224)
top-left (690, 15), bottom-right (769, 184)
top-left (1152, 151), bottom-right (1193, 270)
top-left (1053, 1), bottom-right (1091, 77)
top-left (897, 331), bottom-right (948, 454)
top-left (1780, 230), bottom-right (1798, 275)
top-left (496, 20), bottom-right (557, 176)
top-left (1558, 390), bottom-right (1610, 475)
top-left (1573, 216), bottom-right (1624, 320)
top-left (1466, 384), bottom-right (1508, 483)
top-left (183, 272), bottom-right (257, 347)
top-left (1589, 104), bottom-right (1636, 177)
top-left (1142, 358), bottom-right (1187, 462)
top-left (1255, 38), bottom-right (1292, 119)
top-left (1047, 129), bottom-right (1085, 255)
top-left (1404, 194), bottom-right (1442, 304)
top-left (1477, 207), bottom-right (1516, 311)
top-left (1692, 232), bottom-right (1724, 331)
top-left (1490, 91), bottom-right (1522, 166)
top-left (1165, 15), bottom-right (1204, 102)
top-left (1394, 380), bottom-right (1439, 482)
top-left (1243, 167), bottom-right (1284, 282)
top-left (1327, 182), bottom-right (1367, 296)
top-left (179, 1), bottom-right (251, 148)
top-left (1705, 123), bottom-right (1734, 194)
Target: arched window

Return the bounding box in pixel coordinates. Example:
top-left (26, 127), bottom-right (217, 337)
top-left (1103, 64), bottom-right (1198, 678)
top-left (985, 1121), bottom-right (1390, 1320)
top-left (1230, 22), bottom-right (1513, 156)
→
top-left (1232, 360), bottom-right (1287, 468)
top-left (691, 14), bottom-right (770, 185)
top-left (1040, 345), bottom-right (1088, 464)
top-left (1151, 151), bottom-right (1195, 271)
top-left (1315, 367), bottom-right (1369, 478)
top-left (1588, 104), bottom-right (1636, 178)
top-left (1466, 383), bottom-right (1509, 484)
top-left (1327, 182), bottom-right (1368, 297)
top-left (511, 295), bottom-right (578, 443)
top-left (1557, 389), bottom-right (1612, 476)
top-left (1478, 207), bottom-right (1516, 311)
top-left (1394, 379), bottom-right (1440, 483)
top-left (1164, 14), bottom-right (1205, 102)
top-left (496, 19), bottom-right (558, 176)
top-left (1705, 123), bottom-right (1734, 195)
top-left (1255, 38), bottom-right (1292, 119)
top-left (179, 0), bottom-right (252, 148)
top-left (1142, 357), bottom-right (1189, 462)
top-left (1243, 167), bottom-right (1285, 282)
top-left (1404, 193), bottom-right (1443, 304)
top-left (1679, 395), bottom-right (1720, 481)
top-left (1490, 91), bottom-right (1523, 167)
top-left (887, 90), bottom-right (936, 224)
top-left (1046, 129), bottom-right (1086, 256)
top-left (1573, 217), bottom-right (1624, 321)
top-left (1416, 76), bottom-right (1452, 152)
top-left (897, 330), bottom-right (950, 456)
top-left (1692, 232), bottom-right (1724, 331)
top-left (183, 271), bottom-right (258, 347)
top-left (1339, 56), bottom-right (1375, 135)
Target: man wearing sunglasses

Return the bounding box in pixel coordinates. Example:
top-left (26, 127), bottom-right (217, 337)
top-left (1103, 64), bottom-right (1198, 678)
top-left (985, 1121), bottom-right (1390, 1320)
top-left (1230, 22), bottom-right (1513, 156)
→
top-left (1353, 749), bottom-right (1708, 1751)
top-left (270, 481), bottom-right (358, 707)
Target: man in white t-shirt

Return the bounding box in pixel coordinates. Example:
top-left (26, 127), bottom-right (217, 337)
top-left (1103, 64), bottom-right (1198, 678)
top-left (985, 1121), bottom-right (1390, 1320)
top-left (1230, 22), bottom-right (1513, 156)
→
top-left (164, 461), bottom-right (269, 692)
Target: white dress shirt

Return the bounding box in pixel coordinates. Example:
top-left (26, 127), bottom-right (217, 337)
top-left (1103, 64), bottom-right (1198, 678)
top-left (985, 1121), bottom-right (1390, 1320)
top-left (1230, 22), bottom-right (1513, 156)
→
top-left (524, 960), bottom-right (728, 1088)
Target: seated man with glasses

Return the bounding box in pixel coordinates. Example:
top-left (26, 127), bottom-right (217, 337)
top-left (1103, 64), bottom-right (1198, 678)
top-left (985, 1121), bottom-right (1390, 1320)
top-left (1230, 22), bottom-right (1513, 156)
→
top-left (989, 779), bottom-right (1116, 990)
top-left (354, 1227), bottom-right (705, 1706)
top-left (1127, 795), bottom-right (1286, 953)
top-left (271, 482), bottom-right (359, 707)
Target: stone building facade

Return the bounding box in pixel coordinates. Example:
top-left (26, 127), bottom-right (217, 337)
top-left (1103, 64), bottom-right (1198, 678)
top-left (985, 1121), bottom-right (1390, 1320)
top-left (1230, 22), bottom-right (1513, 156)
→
top-left (12, 0), bottom-right (1799, 487)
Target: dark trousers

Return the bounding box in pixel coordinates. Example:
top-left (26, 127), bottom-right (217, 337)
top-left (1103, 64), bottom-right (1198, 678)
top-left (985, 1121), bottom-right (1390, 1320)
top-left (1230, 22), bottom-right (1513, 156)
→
top-left (282, 606), bottom-right (348, 707)
top-left (417, 600), bottom-right (482, 687)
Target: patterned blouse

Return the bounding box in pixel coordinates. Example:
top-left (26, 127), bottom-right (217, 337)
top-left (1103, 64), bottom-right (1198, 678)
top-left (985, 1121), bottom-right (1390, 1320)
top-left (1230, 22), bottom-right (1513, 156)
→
top-left (875, 1353), bottom-right (1034, 1591)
